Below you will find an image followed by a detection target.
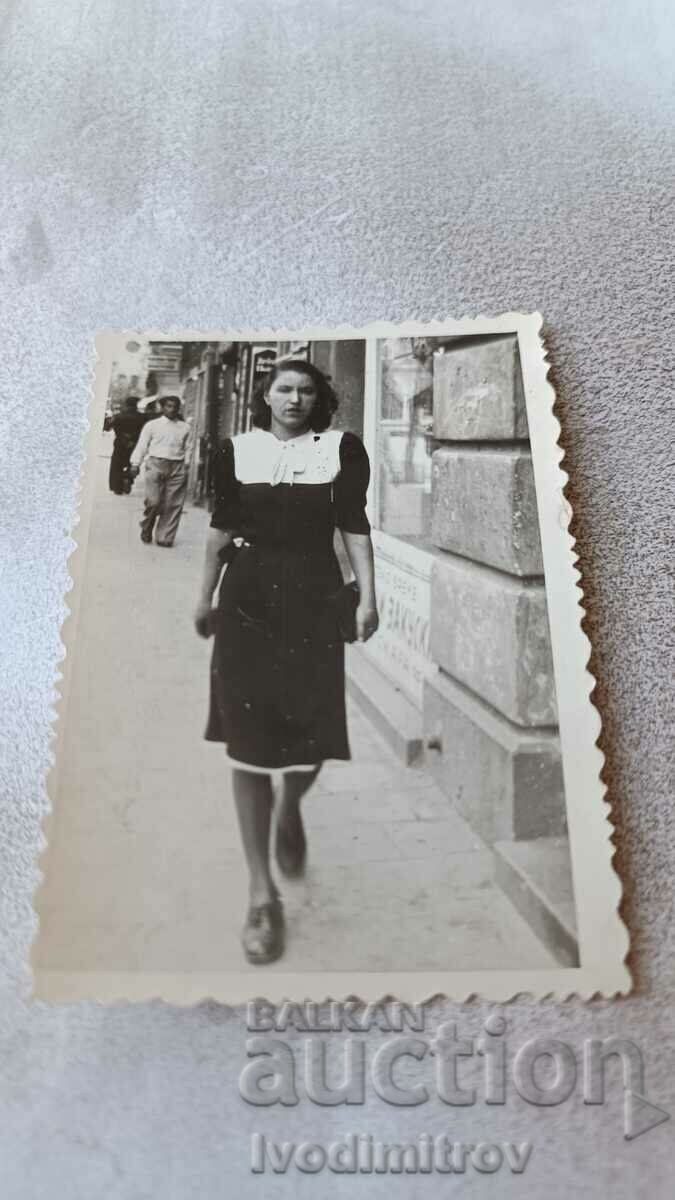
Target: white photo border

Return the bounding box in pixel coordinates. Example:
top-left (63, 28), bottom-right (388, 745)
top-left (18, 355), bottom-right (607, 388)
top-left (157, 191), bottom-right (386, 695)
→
top-left (32, 315), bottom-right (631, 1003)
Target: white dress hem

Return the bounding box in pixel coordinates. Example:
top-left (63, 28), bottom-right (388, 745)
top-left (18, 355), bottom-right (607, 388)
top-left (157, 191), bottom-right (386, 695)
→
top-left (224, 753), bottom-right (321, 775)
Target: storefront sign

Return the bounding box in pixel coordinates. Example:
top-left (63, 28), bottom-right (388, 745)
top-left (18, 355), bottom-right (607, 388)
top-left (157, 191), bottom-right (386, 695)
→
top-left (252, 347), bottom-right (277, 383)
top-left (364, 530), bottom-right (435, 708)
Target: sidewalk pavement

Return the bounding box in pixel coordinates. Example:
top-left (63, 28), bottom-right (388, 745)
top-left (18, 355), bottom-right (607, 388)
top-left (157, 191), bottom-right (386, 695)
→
top-left (36, 441), bottom-right (556, 975)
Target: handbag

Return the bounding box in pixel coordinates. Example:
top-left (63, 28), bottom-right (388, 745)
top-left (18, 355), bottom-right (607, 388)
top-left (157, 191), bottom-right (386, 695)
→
top-left (329, 580), bottom-right (360, 644)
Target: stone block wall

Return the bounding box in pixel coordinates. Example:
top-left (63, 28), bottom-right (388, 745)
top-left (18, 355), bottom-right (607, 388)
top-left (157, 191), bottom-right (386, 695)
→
top-left (430, 556), bottom-right (557, 725)
top-left (425, 671), bottom-right (566, 843)
top-left (430, 446), bottom-right (543, 575)
top-left (422, 334), bottom-right (566, 846)
top-left (432, 335), bottom-right (529, 440)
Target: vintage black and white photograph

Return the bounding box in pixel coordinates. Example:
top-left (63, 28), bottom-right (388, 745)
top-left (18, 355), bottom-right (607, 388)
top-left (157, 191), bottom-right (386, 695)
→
top-left (32, 318), bottom-right (627, 1001)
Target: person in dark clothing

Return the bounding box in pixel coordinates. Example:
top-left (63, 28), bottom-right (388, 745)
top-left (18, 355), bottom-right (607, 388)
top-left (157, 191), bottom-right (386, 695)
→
top-left (108, 397), bottom-right (147, 495)
top-left (194, 360), bottom-right (379, 966)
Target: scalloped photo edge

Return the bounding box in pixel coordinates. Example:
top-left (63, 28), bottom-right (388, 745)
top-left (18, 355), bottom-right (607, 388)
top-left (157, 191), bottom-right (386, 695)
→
top-left (31, 315), bottom-right (631, 1003)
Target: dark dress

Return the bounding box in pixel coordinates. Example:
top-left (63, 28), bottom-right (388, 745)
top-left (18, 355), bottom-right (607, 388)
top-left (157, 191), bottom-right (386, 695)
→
top-left (109, 412), bottom-right (147, 494)
top-left (205, 429), bottom-right (371, 773)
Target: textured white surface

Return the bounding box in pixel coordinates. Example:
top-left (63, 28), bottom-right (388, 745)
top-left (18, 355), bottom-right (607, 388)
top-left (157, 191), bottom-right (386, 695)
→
top-left (1, 0), bottom-right (674, 1194)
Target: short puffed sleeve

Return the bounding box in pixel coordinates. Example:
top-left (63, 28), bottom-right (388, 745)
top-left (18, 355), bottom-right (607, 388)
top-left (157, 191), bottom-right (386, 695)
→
top-left (333, 431), bottom-right (371, 534)
top-left (210, 439), bottom-right (242, 532)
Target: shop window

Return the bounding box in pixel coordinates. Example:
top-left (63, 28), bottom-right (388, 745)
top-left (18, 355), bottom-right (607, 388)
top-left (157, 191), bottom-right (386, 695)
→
top-left (375, 337), bottom-right (438, 545)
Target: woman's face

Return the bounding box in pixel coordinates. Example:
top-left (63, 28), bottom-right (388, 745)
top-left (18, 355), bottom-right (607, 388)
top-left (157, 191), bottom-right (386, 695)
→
top-left (265, 370), bottom-right (317, 436)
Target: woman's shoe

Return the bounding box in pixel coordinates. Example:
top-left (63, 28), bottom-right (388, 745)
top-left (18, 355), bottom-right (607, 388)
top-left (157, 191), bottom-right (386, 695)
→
top-left (241, 894), bottom-right (285, 964)
top-left (275, 809), bottom-right (307, 877)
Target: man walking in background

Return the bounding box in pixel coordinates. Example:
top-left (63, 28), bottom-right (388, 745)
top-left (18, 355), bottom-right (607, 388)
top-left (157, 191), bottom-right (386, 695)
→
top-left (129, 395), bottom-right (191, 547)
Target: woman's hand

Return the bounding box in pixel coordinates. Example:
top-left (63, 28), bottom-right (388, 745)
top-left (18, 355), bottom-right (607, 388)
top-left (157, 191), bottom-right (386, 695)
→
top-left (340, 531), bottom-right (378, 645)
top-left (194, 600), bottom-right (214, 639)
top-left (356, 603), bottom-right (379, 643)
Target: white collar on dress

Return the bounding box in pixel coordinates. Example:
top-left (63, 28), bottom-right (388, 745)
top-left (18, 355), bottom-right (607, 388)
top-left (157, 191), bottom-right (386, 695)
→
top-left (232, 428), bottom-right (343, 485)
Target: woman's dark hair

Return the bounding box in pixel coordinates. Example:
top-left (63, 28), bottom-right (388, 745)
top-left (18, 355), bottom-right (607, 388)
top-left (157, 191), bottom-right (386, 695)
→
top-left (250, 358), bottom-right (339, 432)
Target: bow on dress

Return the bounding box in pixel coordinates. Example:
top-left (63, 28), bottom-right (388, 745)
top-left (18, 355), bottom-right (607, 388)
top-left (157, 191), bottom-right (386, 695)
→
top-left (269, 438), bottom-right (309, 486)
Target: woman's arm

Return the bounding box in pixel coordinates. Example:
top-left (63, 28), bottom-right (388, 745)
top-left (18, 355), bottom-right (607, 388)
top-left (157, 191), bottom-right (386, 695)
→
top-left (340, 530), bottom-right (379, 643)
top-left (194, 527), bottom-right (234, 637)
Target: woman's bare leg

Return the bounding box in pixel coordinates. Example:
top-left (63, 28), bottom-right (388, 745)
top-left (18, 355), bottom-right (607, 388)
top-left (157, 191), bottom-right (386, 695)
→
top-left (232, 768), bottom-right (277, 906)
top-left (278, 767), bottom-right (320, 821)
top-left (275, 767), bottom-right (320, 874)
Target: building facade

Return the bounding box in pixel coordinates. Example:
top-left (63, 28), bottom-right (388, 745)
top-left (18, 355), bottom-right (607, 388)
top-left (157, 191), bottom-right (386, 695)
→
top-left (107, 338), bottom-right (150, 414)
top-left (352, 333), bottom-right (576, 965)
